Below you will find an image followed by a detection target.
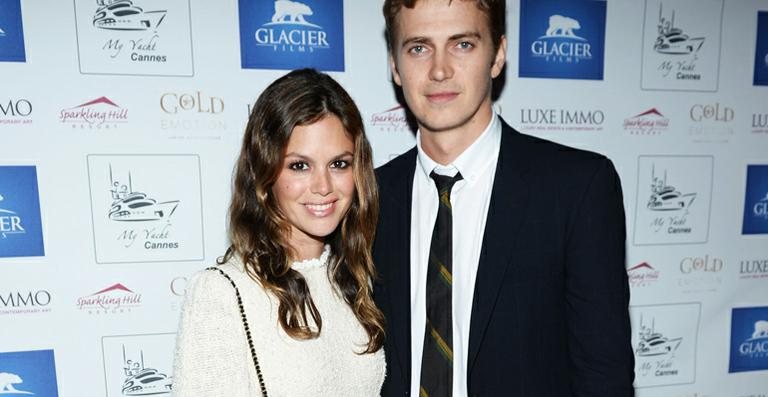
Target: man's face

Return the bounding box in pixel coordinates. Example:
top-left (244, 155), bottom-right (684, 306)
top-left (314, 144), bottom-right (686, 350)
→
top-left (389, 0), bottom-right (506, 135)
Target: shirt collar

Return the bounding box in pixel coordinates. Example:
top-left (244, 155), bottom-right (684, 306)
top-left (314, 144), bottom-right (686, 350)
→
top-left (416, 112), bottom-right (501, 182)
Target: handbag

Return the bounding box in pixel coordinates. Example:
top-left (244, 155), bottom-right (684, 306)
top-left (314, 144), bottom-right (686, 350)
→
top-left (206, 267), bottom-right (268, 397)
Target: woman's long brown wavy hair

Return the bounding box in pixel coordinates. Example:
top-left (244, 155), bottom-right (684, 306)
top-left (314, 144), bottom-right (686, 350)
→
top-left (219, 68), bottom-right (384, 353)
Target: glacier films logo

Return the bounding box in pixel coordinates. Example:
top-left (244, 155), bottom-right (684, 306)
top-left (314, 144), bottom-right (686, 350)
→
top-left (743, 165), bottom-right (768, 235)
top-left (239, 0), bottom-right (344, 71)
top-left (739, 258), bottom-right (768, 280)
top-left (0, 166), bottom-right (45, 258)
top-left (730, 306), bottom-right (768, 373)
top-left (518, 0), bottom-right (605, 80)
top-left (0, 0), bottom-right (26, 62)
top-left (93, 0), bottom-right (169, 64)
top-left (754, 11), bottom-right (768, 86)
top-left (370, 105), bottom-right (410, 133)
top-left (519, 108), bottom-right (604, 132)
top-left (531, 15), bottom-right (592, 63)
top-left (107, 164), bottom-right (181, 251)
top-left (0, 194), bottom-right (25, 239)
top-left (0, 289), bottom-right (52, 316)
top-left (624, 108), bottom-right (669, 136)
top-left (652, 4), bottom-right (705, 81)
top-left (77, 283), bottom-right (142, 314)
top-left (627, 262), bottom-right (660, 288)
top-left (635, 314), bottom-right (683, 377)
top-left (159, 91), bottom-right (226, 135)
top-left (115, 344), bottom-right (172, 395)
top-left (646, 164), bottom-right (697, 235)
top-left (59, 96), bottom-right (129, 130)
top-left (677, 254), bottom-right (723, 293)
top-left (0, 99), bottom-right (32, 125)
top-left (0, 350), bottom-right (59, 396)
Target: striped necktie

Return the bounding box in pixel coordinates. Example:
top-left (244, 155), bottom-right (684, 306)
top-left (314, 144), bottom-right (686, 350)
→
top-left (420, 170), bottom-right (463, 397)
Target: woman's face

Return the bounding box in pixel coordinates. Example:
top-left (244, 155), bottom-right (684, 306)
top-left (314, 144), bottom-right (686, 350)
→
top-left (273, 114), bottom-right (356, 253)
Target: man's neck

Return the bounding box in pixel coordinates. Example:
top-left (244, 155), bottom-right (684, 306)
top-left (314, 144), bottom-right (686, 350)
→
top-left (419, 106), bottom-right (494, 165)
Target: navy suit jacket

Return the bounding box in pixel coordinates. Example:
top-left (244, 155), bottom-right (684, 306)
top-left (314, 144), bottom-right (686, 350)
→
top-left (372, 119), bottom-right (635, 396)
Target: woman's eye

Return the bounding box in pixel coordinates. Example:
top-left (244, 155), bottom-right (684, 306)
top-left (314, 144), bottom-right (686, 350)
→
top-left (331, 160), bottom-right (350, 169)
top-left (289, 161), bottom-right (309, 171)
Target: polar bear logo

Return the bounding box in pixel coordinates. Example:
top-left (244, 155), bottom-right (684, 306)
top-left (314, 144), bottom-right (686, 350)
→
top-left (0, 372), bottom-right (34, 395)
top-left (271, 0), bottom-right (313, 25)
top-left (752, 320), bottom-right (768, 340)
top-left (546, 15), bottom-right (582, 38)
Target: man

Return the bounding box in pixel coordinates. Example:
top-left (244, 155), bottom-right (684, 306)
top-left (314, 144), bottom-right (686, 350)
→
top-left (372, 0), bottom-right (635, 396)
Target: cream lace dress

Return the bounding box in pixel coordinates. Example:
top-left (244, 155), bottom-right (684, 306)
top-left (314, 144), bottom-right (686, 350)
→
top-left (172, 246), bottom-right (385, 396)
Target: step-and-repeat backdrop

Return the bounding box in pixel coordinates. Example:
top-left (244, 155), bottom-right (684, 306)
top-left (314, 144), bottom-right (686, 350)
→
top-left (1, 0), bottom-right (767, 396)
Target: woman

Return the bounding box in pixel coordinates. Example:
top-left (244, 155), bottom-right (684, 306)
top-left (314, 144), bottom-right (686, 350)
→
top-left (173, 69), bottom-right (385, 396)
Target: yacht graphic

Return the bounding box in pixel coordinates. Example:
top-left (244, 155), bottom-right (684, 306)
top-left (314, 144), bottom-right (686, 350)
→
top-left (647, 165), bottom-right (696, 211)
top-left (107, 165), bottom-right (179, 222)
top-left (0, 28), bottom-right (6, 37)
top-left (121, 345), bottom-right (172, 396)
top-left (653, 4), bottom-right (704, 55)
top-left (93, 0), bottom-right (167, 31)
top-left (635, 315), bottom-right (682, 357)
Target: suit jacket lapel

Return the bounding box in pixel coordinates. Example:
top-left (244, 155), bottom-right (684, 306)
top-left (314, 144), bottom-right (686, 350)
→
top-left (468, 121), bottom-right (532, 372)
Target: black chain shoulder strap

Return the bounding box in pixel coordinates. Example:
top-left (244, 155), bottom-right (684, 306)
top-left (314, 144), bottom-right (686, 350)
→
top-left (205, 266), bottom-right (268, 397)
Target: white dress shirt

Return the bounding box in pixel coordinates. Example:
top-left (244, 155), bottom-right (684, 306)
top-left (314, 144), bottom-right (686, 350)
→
top-left (410, 114), bottom-right (501, 397)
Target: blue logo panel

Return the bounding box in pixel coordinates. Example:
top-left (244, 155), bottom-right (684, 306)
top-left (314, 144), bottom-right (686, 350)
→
top-left (239, 0), bottom-right (344, 71)
top-left (519, 0), bottom-right (606, 80)
top-left (755, 12), bottom-right (768, 86)
top-left (730, 307), bottom-right (768, 373)
top-left (742, 164), bottom-right (768, 235)
top-left (0, 350), bottom-right (59, 396)
top-left (0, 0), bottom-right (26, 62)
top-left (0, 166), bottom-right (44, 258)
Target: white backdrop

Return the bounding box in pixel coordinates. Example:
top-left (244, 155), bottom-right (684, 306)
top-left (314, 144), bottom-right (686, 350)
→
top-left (1, 0), bottom-right (767, 396)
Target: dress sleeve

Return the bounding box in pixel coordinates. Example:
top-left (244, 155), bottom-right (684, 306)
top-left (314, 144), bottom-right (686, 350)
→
top-left (172, 269), bottom-right (252, 396)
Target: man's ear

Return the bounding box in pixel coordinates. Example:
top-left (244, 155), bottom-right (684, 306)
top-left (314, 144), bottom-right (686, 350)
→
top-left (491, 35), bottom-right (507, 78)
top-left (389, 53), bottom-right (402, 86)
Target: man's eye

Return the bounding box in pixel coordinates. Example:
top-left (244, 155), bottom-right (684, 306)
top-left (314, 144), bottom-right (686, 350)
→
top-left (409, 45), bottom-right (426, 54)
top-left (289, 162), bottom-right (309, 171)
top-left (457, 41), bottom-right (474, 50)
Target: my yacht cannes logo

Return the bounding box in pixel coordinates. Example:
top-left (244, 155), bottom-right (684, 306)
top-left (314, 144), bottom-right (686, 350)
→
top-left (641, 0), bottom-right (723, 91)
top-left (87, 155), bottom-right (204, 263)
top-left (74, 0), bottom-right (193, 76)
top-left (239, 0), bottom-right (344, 71)
top-left (102, 334), bottom-right (175, 396)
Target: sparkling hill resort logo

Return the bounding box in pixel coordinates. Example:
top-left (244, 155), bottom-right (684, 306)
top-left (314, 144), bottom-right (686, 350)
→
top-left (59, 96), bottom-right (128, 129)
top-left (77, 283), bottom-right (142, 314)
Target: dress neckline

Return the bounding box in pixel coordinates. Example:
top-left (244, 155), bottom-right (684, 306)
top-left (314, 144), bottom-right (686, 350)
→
top-left (291, 244), bottom-right (331, 270)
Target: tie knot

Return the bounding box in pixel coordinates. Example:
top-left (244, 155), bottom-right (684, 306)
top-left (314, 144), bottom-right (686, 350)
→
top-left (430, 171), bottom-right (463, 193)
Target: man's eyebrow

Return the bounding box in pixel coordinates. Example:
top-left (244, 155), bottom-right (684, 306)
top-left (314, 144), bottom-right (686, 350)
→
top-left (401, 36), bottom-right (432, 47)
top-left (449, 31), bottom-right (482, 41)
